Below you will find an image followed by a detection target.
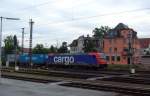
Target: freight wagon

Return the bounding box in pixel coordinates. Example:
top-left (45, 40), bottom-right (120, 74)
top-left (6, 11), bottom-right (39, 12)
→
top-left (18, 54), bottom-right (47, 67)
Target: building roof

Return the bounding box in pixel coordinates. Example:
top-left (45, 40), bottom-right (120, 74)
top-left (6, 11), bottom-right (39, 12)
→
top-left (105, 23), bottom-right (137, 39)
top-left (139, 38), bottom-right (150, 48)
top-left (69, 40), bottom-right (78, 47)
top-left (69, 35), bottom-right (100, 47)
top-left (114, 23), bottom-right (129, 30)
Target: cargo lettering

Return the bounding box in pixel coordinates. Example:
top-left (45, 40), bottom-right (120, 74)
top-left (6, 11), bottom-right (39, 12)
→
top-left (54, 56), bottom-right (74, 64)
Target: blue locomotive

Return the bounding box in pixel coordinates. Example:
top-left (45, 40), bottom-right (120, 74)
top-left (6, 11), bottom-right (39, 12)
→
top-left (18, 52), bottom-right (107, 68)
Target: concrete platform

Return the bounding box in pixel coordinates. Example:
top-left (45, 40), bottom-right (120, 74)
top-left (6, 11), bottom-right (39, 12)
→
top-left (0, 78), bottom-right (127, 96)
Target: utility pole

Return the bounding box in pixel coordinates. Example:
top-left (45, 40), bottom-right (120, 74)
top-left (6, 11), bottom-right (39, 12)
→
top-left (29, 19), bottom-right (34, 67)
top-left (21, 28), bottom-right (25, 54)
top-left (0, 16), bottom-right (20, 81)
top-left (128, 31), bottom-right (135, 74)
top-left (0, 17), bottom-right (3, 80)
top-left (14, 35), bottom-right (18, 71)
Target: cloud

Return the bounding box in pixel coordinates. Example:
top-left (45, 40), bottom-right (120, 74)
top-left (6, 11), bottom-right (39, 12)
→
top-left (0, 0), bottom-right (150, 48)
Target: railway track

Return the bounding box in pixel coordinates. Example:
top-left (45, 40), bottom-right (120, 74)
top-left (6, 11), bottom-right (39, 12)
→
top-left (2, 67), bottom-right (127, 76)
top-left (60, 82), bottom-right (150, 96)
top-left (3, 67), bottom-right (150, 85)
top-left (2, 68), bottom-right (102, 79)
top-left (101, 76), bottom-right (150, 85)
top-left (1, 68), bottom-right (150, 95)
top-left (2, 74), bottom-right (57, 83)
top-left (3, 70), bottom-right (148, 96)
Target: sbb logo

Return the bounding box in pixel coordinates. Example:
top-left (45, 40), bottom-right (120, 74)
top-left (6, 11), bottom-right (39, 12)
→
top-left (54, 56), bottom-right (74, 64)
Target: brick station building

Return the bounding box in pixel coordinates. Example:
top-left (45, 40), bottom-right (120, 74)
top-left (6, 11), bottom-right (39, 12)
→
top-left (103, 23), bottom-right (140, 64)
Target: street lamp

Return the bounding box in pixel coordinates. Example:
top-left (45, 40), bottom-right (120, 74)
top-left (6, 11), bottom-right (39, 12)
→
top-left (0, 16), bottom-right (20, 80)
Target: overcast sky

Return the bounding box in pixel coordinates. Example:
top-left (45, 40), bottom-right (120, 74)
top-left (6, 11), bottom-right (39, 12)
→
top-left (1, 0), bottom-right (150, 48)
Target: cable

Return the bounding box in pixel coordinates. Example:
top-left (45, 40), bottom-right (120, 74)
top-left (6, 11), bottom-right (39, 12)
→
top-left (20, 0), bottom-right (58, 10)
top-left (19, 0), bottom-right (94, 11)
top-left (11, 0), bottom-right (95, 20)
top-left (34, 7), bottom-right (150, 26)
top-left (4, 7), bottom-right (150, 33)
top-left (3, 5), bottom-right (150, 40)
top-left (10, 1), bottom-right (150, 26)
top-left (7, 0), bottom-right (61, 20)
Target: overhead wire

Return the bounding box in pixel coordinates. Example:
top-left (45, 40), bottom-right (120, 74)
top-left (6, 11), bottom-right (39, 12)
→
top-left (10, 0), bottom-right (95, 23)
top-left (2, 0), bottom-right (150, 45)
top-left (3, 0), bottom-right (62, 24)
top-left (9, 0), bottom-right (150, 27)
top-left (35, 7), bottom-right (150, 26)
top-left (3, 0), bottom-right (150, 27)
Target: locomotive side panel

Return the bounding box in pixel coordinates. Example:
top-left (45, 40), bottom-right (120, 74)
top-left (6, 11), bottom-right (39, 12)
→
top-left (47, 54), bottom-right (98, 66)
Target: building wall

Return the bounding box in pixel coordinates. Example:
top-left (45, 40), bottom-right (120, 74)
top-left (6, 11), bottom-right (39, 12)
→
top-left (77, 36), bottom-right (84, 53)
top-left (70, 35), bottom-right (101, 53)
top-left (138, 38), bottom-right (150, 55)
top-left (104, 29), bottom-right (140, 64)
top-left (70, 36), bottom-right (84, 53)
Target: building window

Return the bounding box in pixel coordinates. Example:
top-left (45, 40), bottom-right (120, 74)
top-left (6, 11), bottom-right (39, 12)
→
top-left (106, 56), bottom-right (109, 61)
top-left (114, 48), bottom-right (117, 52)
top-left (109, 47), bottom-right (112, 52)
top-left (123, 56), bottom-right (126, 60)
top-left (117, 56), bottom-right (120, 61)
top-left (75, 48), bottom-right (77, 51)
top-left (114, 39), bottom-right (116, 43)
top-left (109, 39), bottom-right (112, 44)
top-left (102, 41), bottom-right (104, 49)
top-left (125, 47), bottom-right (128, 51)
top-left (112, 56), bottom-right (115, 61)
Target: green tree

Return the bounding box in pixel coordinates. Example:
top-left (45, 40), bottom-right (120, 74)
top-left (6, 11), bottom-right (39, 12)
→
top-left (58, 42), bottom-right (68, 53)
top-left (32, 44), bottom-right (49, 54)
top-left (93, 26), bottom-right (111, 51)
top-left (93, 26), bottom-right (110, 39)
top-left (49, 45), bottom-right (57, 53)
top-left (4, 35), bottom-right (15, 54)
top-left (83, 38), bottom-right (97, 53)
